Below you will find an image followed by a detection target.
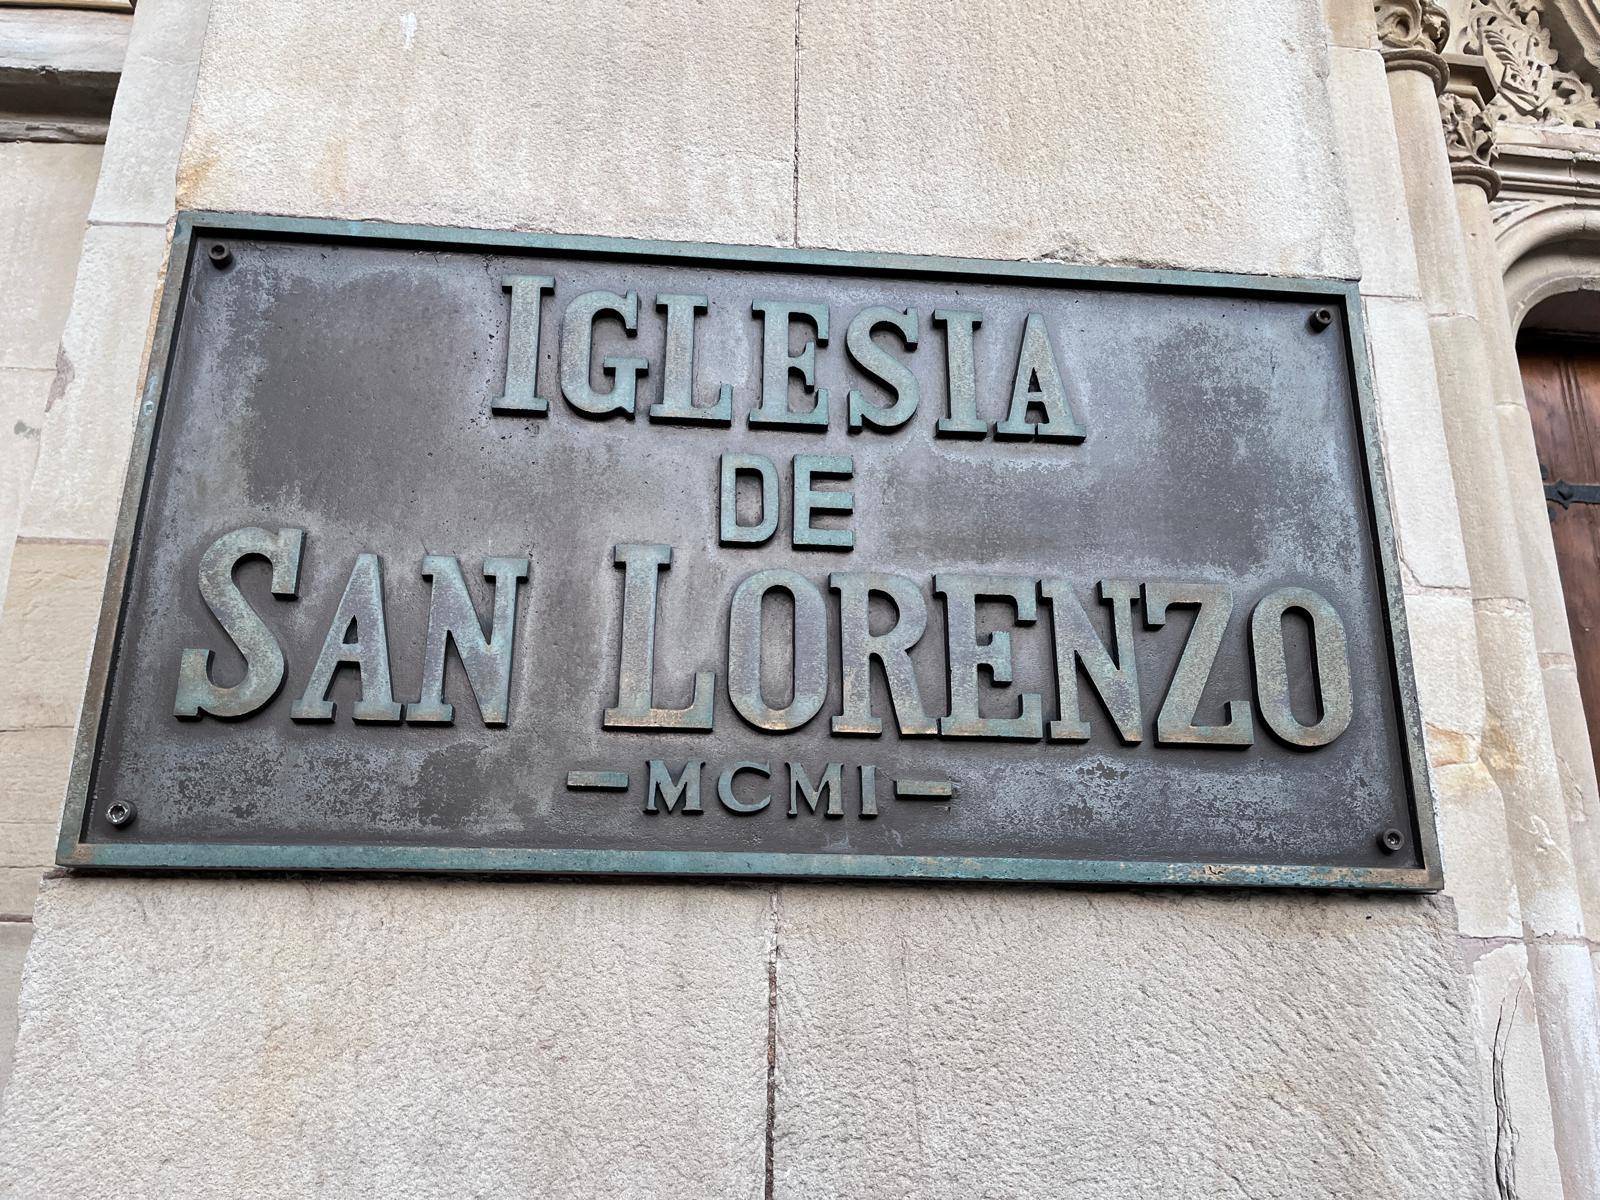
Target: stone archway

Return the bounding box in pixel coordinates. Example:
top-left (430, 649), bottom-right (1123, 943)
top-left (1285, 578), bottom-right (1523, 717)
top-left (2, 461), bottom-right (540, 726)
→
top-left (1500, 202), bottom-right (1600, 333)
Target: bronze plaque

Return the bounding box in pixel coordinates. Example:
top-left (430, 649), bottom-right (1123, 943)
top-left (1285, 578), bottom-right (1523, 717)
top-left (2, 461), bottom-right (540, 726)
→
top-left (58, 214), bottom-right (1437, 889)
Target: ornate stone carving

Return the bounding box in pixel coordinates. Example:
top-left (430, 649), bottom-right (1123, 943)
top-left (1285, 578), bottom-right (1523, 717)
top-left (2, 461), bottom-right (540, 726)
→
top-left (1376, 0), bottom-right (1451, 53)
top-left (1442, 92), bottom-right (1498, 163)
top-left (1441, 91), bottom-right (1503, 195)
top-left (1467, 0), bottom-right (1600, 126)
top-left (1377, 1), bottom-right (1451, 90)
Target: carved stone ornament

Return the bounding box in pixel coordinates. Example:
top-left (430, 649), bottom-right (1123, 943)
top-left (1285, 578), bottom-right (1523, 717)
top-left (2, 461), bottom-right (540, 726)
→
top-left (1377, 1), bottom-right (1452, 89)
top-left (1440, 92), bottom-right (1503, 195)
top-left (1376, 0), bottom-right (1451, 53)
top-left (1466, 0), bottom-right (1600, 126)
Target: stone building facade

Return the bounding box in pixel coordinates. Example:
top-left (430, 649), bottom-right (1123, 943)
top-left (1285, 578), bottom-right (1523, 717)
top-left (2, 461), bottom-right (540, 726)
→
top-left (2, 0), bottom-right (1600, 1196)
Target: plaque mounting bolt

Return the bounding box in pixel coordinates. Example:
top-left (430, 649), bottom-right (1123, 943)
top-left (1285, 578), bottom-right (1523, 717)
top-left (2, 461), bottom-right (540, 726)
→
top-left (105, 801), bottom-right (136, 829)
top-left (1378, 827), bottom-right (1405, 854)
top-left (1309, 307), bottom-right (1335, 332)
top-left (207, 242), bottom-right (233, 270)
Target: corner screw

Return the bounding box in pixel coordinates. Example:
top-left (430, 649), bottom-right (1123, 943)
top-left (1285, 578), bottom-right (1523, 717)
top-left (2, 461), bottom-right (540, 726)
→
top-left (106, 801), bottom-right (136, 829)
top-left (1309, 307), bottom-right (1335, 332)
top-left (207, 242), bottom-right (233, 270)
top-left (1378, 827), bottom-right (1405, 854)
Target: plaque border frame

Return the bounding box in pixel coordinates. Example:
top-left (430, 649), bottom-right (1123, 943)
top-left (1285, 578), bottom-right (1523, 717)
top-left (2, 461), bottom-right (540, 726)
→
top-left (54, 211), bottom-right (1441, 892)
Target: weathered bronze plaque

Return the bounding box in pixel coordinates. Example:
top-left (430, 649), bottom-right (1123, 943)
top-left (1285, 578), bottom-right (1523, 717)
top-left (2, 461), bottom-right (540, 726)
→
top-left (59, 213), bottom-right (1437, 888)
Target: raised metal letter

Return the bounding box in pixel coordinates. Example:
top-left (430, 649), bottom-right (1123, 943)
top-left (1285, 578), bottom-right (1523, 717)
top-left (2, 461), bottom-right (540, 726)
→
top-left (936, 573), bottom-right (1044, 740)
top-left (404, 555), bottom-right (529, 726)
top-left (996, 312), bottom-right (1086, 442)
top-left (747, 300), bottom-right (829, 429)
top-left (174, 526), bottom-right (304, 720)
top-left (793, 454), bottom-right (854, 550)
top-left (932, 309), bottom-right (987, 438)
top-left (720, 453), bottom-right (780, 546)
top-left (859, 764), bottom-right (880, 818)
top-left (1042, 578), bottom-right (1142, 743)
top-left (651, 293), bottom-right (732, 425)
top-left (604, 543), bottom-right (715, 731)
top-left (727, 568), bottom-right (828, 731)
top-left (560, 289), bottom-right (647, 418)
top-left (846, 305), bottom-right (920, 432)
top-left (290, 553), bottom-right (403, 722)
top-left (1143, 580), bottom-right (1253, 746)
top-left (830, 570), bottom-right (936, 736)
top-left (1250, 587), bottom-right (1353, 748)
top-left (718, 761), bottom-right (772, 814)
top-left (788, 761), bottom-right (844, 817)
top-left (645, 759), bottom-right (704, 814)
top-left (493, 274), bottom-right (554, 415)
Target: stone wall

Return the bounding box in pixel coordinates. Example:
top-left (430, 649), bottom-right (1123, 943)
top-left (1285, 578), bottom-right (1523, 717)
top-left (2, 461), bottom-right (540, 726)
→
top-left (6, 878), bottom-right (1482, 1199)
top-left (0, 136), bottom-right (102, 1101)
top-left (0, 0), bottom-right (195, 1104)
top-left (0, 1), bottom-right (1506, 1195)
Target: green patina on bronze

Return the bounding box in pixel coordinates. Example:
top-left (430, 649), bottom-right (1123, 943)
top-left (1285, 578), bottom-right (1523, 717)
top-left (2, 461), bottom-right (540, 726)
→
top-left (55, 212), bottom-right (1439, 891)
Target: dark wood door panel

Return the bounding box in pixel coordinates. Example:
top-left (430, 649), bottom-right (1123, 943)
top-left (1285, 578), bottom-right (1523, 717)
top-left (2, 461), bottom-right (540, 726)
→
top-left (1521, 338), bottom-right (1600, 760)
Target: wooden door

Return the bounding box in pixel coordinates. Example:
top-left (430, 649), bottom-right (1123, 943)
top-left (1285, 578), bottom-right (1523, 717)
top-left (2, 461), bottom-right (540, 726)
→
top-left (1520, 335), bottom-right (1600, 760)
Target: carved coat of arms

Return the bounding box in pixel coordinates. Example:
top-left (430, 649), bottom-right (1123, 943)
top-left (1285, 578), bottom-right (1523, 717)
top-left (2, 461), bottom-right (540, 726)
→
top-left (1467, 0), bottom-right (1600, 127)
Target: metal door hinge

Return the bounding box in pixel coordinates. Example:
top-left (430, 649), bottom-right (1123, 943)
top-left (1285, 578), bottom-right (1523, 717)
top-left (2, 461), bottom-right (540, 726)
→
top-left (1543, 464), bottom-right (1600, 515)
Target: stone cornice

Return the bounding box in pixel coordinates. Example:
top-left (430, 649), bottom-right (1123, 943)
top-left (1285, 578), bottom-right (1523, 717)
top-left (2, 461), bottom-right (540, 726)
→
top-left (0, 6), bottom-right (128, 142)
top-left (1494, 122), bottom-right (1600, 203)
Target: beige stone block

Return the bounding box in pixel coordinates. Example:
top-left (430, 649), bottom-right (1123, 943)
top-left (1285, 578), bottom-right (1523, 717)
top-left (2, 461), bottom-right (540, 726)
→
top-left (18, 223), bottom-right (168, 544)
top-left (0, 367), bottom-right (52, 615)
top-left (0, 877), bottom-right (771, 1198)
top-left (1474, 602), bottom-right (1584, 940)
top-left (1401, 589), bottom-right (1524, 937)
top-left (0, 142), bottom-right (102, 371)
top-left (1433, 760), bottom-right (1520, 938)
top-left (774, 887), bottom-right (1485, 1199)
top-left (1388, 69), bottom-right (1480, 319)
top-left (1323, 0), bottom-right (1378, 47)
top-left (0, 921), bottom-right (31, 1102)
top-left (1496, 402), bottom-right (1573, 656)
top-left (1457, 185), bottom-right (1528, 407)
top-left (1429, 313), bottom-right (1529, 602)
top-left (87, 0), bottom-right (211, 227)
top-left (796, 0), bottom-right (1359, 275)
top-left (0, 828), bottom-right (54, 872)
top-left (1363, 298), bottom-right (1473, 590)
top-left (1525, 941), bottom-right (1600, 1192)
top-left (1466, 942), bottom-right (1567, 1200)
top-left (180, 0), bottom-right (795, 247)
top-left (1327, 47), bottom-right (1421, 299)
top-left (1405, 591), bottom-right (1485, 755)
top-left (0, 539), bottom-right (108, 733)
top-left (0, 727), bottom-right (74, 833)
top-left (0, 728), bottom-right (74, 908)
top-left (1541, 663), bottom-right (1600, 939)
top-left (0, 873), bottom-right (42, 924)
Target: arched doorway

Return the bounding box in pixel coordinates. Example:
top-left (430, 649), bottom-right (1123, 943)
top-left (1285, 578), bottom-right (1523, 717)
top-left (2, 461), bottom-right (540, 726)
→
top-left (1518, 288), bottom-right (1600, 760)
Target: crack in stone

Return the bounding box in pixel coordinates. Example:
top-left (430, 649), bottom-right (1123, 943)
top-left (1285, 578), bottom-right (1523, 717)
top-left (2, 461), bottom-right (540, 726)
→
top-left (791, 0), bottom-right (801, 248)
top-left (1492, 982), bottom-right (1523, 1200)
top-left (764, 886), bottom-right (781, 1200)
